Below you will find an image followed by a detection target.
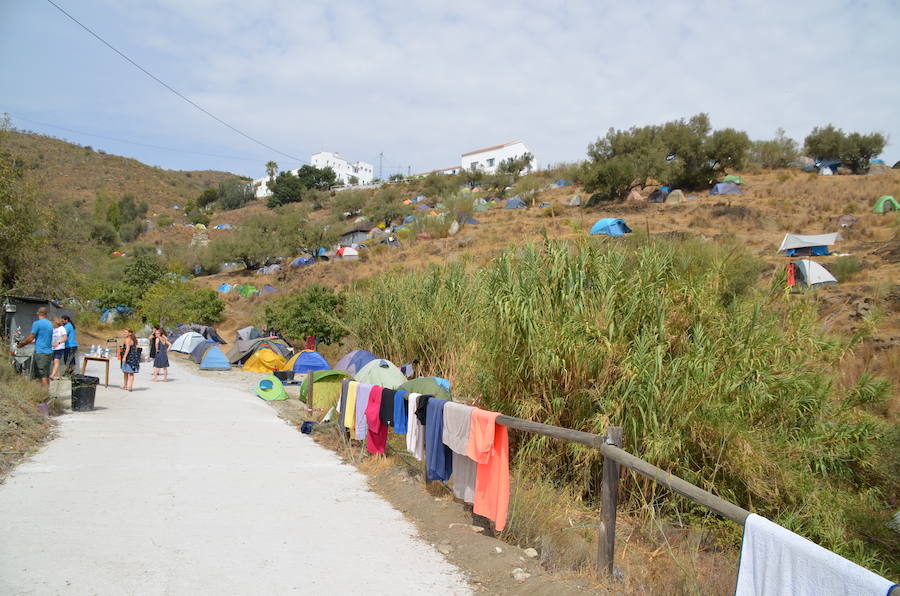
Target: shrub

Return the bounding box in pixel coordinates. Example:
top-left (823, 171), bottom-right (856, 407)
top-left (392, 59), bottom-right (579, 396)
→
top-left (753, 128), bottom-right (799, 169)
top-left (263, 285), bottom-right (346, 345)
top-left (156, 213), bottom-right (173, 227)
top-left (138, 279), bottom-right (224, 325)
top-left (829, 256), bottom-right (863, 282)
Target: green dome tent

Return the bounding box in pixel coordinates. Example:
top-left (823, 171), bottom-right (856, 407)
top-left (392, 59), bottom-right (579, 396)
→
top-left (872, 195), bottom-right (899, 214)
top-left (354, 359), bottom-right (407, 389)
top-left (722, 174), bottom-right (745, 185)
top-left (298, 370), bottom-right (350, 410)
top-left (398, 377), bottom-right (451, 401)
top-left (254, 375), bottom-right (288, 401)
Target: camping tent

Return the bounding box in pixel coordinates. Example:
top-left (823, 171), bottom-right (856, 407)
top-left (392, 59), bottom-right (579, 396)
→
top-left (722, 174), bottom-right (745, 184)
top-left (298, 370), bottom-right (350, 409)
top-left (261, 284), bottom-right (278, 295)
top-left (568, 195), bottom-right (582, 206)
top-left (187, 324), bottom-right (226, 344)
top-left (590, 218), bottom-right (632, 237)
top-left (236, 326), bottom-right (262, 342)
top-left (254, 375), bottom-right (288, 401)
top-left (226, 337), bottom-right (291, 364)
top-left (189, 342), bottom-right (231, 370)
top-left (238, 285), bottom-right (258, 297)
top-left (243, 348), bottom-right (287, 373)
top-left (666, 189), bottom-right (686, 204)
top-left (217, 283), bottom-right (233, 293)
top-left (354, 359), bottom-right (407, 389)
top-left (792, 260), bottom-right (837, 289)
top-left (171, 331), bottom-right (205, 353)
top-left (282, 350), bottom-right (331, 374)
top-left (818, 167), bottom-right (833, 176)
top-left (398, 377), bottom-right (451, 401)
top-left (291, 256), bottom-right (315, 267)
top-left (504, 196), bottom-right (527, 209)
top-left (836, 214), bottom-right (859, 228)
top-left (710, 182), bottom-right (741, 195)
top-left (626, 189), bottom-right (644, 202)
top-left (873, 195), bottom-right (899, 214)
top-left (334, 349), bottom-right (378, 376)
top-left (189, 339), bottom-right (216, 363)
top-left (778, 233), bottom-right (839, 256)
top-left (336, 246), bottom-right (359, 259)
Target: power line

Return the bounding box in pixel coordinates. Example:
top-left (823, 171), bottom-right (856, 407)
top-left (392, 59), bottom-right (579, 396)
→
top-left (44, 0), bottom-right (303, 162)
top-left (5, 112), bottom-right (301, 164)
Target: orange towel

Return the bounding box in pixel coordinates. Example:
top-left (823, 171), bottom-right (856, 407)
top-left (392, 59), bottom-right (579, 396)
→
top-left (466, 408), bottom-right (509, 531)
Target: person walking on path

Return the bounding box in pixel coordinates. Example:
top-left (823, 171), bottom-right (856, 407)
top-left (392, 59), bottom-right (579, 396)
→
top-left (120, 329), bottom-right (140, 391)
top-left (148, 325), bottom-right (162, 360)
top-left (50, 318), bottom-right (68, 380)
top-left (61, 315), bottom-right (78, 374)
top-left (151, 329), bottom-right (171, 382)
top-left (16, 307), bottom-right (54, 388)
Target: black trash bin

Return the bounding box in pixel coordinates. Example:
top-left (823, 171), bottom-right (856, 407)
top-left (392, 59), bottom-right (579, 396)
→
top-left (71, 374), bottom-right (99, 411)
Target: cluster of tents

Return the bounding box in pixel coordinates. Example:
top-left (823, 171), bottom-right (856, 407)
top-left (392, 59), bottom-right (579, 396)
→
top-left (216, 283), bottom-right (278, 296)
top-left (778, 233), bottom-right (839, 289)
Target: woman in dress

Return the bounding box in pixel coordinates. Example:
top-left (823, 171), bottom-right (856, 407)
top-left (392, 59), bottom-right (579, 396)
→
top-left (50, 318), bottom-right (68, 380)
top-left (120, 328), bottom-right (139, 391)
top-left (151, 329), bottom-right (171, 382)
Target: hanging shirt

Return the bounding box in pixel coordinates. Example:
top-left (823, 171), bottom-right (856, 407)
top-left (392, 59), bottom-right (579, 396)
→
top-left (393, 390), bottom-right (409, 434)
top-left (442, 402), bottom-right (474, 455)
top-left (365, 386), bottom-right (387, 454)
top-left (425, 399), bottom-right (452, 482)
top-left (735, 513), bottom-right (896, 595)
top-left (405, 393), bottom-right (425, 460)
top-left (379, 388), bottom-right (396, 427)
top-left (354, 383), bottom-right (373, 440)
top-left (466, 408), bottom-right (510, 532)
top-left (451, 452), bottom-right (477, 503)
top-left (343, 381), bottom-right (359, 430)
top-left (415, 394), bottom-right (431, 426)
top-left (787, 262), bottom-right (796, 287)
top-left (338, 378), bottom-right (350, 423)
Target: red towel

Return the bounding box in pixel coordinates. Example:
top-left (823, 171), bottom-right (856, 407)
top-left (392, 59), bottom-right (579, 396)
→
top-left (787, 263), bottom-right (795, 287)
top-left (466, 408), bottom-right (510, 531)
top-left (365, 386), bottom-right (387, 454)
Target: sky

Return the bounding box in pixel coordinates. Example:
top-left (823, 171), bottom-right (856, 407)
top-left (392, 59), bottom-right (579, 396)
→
top-left (2, 0), bottom-right (899, 179)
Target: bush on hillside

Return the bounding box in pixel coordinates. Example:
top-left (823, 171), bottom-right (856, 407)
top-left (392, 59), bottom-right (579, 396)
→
top-left (217, 179), bottom-right (255, 210)
top-left (752, 128), bottom-right (799, 169)
top-left (139, 279), bottom-right (224, 326)
top-left (96, 254), bottom-right (166, 308)
top-left (804, 125), bottom-right (886, 173)
top-left (263, 285), bottom-right (346, 345)
top-left (344, 237), bottom-right (896, 575)
top-left (208, 213), bottom-right (284, 270)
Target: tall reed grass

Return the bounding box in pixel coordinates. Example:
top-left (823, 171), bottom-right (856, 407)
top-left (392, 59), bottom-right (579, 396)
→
top-left (344, 235), bottom-right (896, 575)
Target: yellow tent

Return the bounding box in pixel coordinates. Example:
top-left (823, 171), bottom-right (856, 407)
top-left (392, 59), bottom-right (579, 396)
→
top-left (242, 348), bottom-right (287, 373)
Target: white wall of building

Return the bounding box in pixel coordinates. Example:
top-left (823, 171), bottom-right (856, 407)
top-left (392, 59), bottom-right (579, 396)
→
top-left (460, 141), bottom-right (536, 175)
top-left (311, 152), bottom-right (374, 185)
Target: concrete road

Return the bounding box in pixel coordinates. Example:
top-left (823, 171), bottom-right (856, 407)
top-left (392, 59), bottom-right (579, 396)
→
top-left (0, 360), bottom-right (470, 595)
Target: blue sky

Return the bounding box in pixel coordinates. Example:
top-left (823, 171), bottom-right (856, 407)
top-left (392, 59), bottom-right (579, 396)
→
top-left (2, 0), bottom-right (898, 178)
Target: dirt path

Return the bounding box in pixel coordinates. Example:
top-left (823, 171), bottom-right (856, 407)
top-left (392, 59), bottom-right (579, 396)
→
top-left (0, 359), bottom-right (470, 595)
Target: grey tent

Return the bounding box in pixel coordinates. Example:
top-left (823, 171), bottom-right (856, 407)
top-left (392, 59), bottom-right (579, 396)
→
top-left (236, 326), bottom-right (262, 342)
top-left (225, 337), bottom-right (292, 364)
top-left (836, 214), bottom-right (859, 228)
top-left (666, 189), bottom-right (686, 204)
top-left (568, 195), bottom-right (582, 206)
top-left (187, 324), bottom-right (226, 344)
top-left (778, 233), bottom-right (840, 256)
top-left (792, 260), bottom-right (837, 289)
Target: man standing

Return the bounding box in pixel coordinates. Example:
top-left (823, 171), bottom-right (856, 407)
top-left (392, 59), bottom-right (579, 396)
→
top-left (17, 307), bottom-right (54, 388)
top-left (61, 314), bottom-right (78, 373)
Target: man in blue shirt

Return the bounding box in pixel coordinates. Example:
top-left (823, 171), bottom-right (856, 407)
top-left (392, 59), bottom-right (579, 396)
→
top-left (61, 315), bottom-right (78, 373)
top-left (17, 307), bottom-right (54, 387)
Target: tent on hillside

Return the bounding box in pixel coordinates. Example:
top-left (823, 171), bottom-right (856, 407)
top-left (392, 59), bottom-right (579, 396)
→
top-left (298, 370), bottom-right (350, 409)
top-left (257, 264), bottom-right (282, 275)
top-left (188, 324), bottom-right (226, 344)
top-left (254, 375), bottom-right (288, 401)
top-left (282, 350), bottom-right (331, 374)
top-left (189, 342), bottom-right (231, 370)
top-left (778, 233), bottom-right (840, 256)
top-left (189, 339), bottom-right (216, 363)
top-left (666, 189), bottom-right (686, 204)
top-left (334, 349), bottom-right (378, 376)
top-left (243, 348), bottom-right (287, 373)
top-left (626, 189), bottom-right (644, 202)
top-left (568, 195), bottom-right (582, 206)
top-left (873, 195), bottom-right (900, 214)
top-left (291, 256), bottom-right (315, 267)
top-left (236, 326), bottom-right (262, 342)
top-left (213, 223), bottom-right (234, 230)
top-left (238, 285), bottom-right (259, 297)
top-left (722, 174), bottom-right (745, 185)
top-left (648, 188), bottom-right (668, 203)
top-left (399, 377), bottom-right (451, 401)
top-left (710, 182), bottom-right (741, 195)
top-left (226, 337), bottom-right (291, 364)
top-left (217, 283), bottom-right (233, 293)
top-left (818, 166), bottom-right (833, 175)
top-left (336, 246), bottom-right (359, 260)
top-left (504, 196), bottom-right (527, 209)
top-left (261, 284), bottom-right (278, 295)
top-left (590, 218), bottom-right (632, 237)
top-left (893, 160), bottom-right (900, 169)
top-left (171, 331), bottom-right (205, 353)
top-left (791, 260), bottom-right (837, 289)
top-left (354, 359), bottom-right (407, 389)
top-left (836, 214), bottom-right (859, 228)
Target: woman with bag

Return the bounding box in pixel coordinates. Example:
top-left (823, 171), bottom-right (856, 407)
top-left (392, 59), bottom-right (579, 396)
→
top-left (120, 328), bottom-right (140, 391)
top-left (151, 329), bottom-right (171, 382)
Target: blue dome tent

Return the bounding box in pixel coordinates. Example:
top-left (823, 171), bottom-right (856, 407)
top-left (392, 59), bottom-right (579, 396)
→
top-left (710, 182), bottom-right (741, 195)
top-left (283, 350), bottom-right (331, 374)
top-left (504, 196), bottom-right (527, 209)
top-left (590, 218), bottom-right (633, 237)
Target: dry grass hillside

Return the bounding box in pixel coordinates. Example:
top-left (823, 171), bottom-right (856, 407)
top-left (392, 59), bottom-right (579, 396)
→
top-left (4, 130), bottom-right (242, 213)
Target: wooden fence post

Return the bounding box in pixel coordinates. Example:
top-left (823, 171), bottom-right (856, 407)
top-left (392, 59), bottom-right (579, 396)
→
top-left (597, 426), bottom-right (624, 576)
top-left (306, 371), bottom-right (314, 417)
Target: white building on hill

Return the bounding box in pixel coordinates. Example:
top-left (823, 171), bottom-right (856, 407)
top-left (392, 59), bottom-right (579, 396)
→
top-left (311, 151), bottom-right (374, 186)
top-left (460, 141), bottom-right (536, 175)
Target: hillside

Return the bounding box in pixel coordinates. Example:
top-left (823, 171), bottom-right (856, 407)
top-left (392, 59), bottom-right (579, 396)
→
top-left (4, 130), bottom-right (242, 213)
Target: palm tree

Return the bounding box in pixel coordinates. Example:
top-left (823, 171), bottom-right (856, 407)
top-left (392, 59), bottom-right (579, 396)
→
top-left (265, 161), bottom-right (278, 181)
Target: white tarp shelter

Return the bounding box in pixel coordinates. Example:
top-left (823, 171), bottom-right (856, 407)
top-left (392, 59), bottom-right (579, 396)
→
top-left (778, 233), bottom-right (841, 254)
top-left (793, 260), bottom-right (837, 288)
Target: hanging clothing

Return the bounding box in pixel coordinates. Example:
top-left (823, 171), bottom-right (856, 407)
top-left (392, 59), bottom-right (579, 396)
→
top-left (735, 513), bottom-right (896, 596)
top-left (425, 399), bottom-right (452, 482)
top-left (442, 402), bottom-right (474, 454)
top-left (338, 379), bottom-right (350, 423)
top-left (415, 394), bottom-right (431, 426)
top-left (405, 393), bottom-right (425, 460)
top-left (787, 262), bottom-right (796, 287)
top-left (354, 383), bottom-right (373, 439)
top-left (451, 452), bottom-right (477, 503)
top-left (343, 381), bottom-right (359, 430)
top-left (393, 390), bottom-right (409, 434)
top-left (379, 388), bottom-right (396, 427)
top-left (365, 386), bottom-right (387, 454)
top-left (466, 408), bottom-right (510, 532)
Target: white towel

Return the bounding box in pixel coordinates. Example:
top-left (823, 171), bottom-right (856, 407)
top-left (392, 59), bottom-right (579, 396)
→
top-left (405, 393), bottom-right (425, 461)
top-left (736, 513), bottom-right (897, 596)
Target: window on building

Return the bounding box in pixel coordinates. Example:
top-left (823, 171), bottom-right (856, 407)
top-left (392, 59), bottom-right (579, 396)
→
top-left (487, 158), bottom-right (495, 167)
top-left (470, 162), bottom-right (479, 171)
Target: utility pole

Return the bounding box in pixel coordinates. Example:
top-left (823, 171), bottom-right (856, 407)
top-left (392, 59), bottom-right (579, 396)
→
top-left (378, 152), bottom-right (383, 181)
top-left (407, 165), bottom-right (411, 178)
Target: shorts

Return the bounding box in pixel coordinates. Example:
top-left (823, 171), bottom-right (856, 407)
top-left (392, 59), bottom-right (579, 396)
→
top-left (32, 353), bottom-right (52, 379)
top-left (122, 362), bottom-right (139, 373)
top-left (53, 349), bottom-right (65, 360)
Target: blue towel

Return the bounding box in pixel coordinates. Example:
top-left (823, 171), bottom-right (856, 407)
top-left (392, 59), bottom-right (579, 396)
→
top-left (425, 398), bottom-right (453, 482)
top-left (393, 390), bottom-right (409, 434)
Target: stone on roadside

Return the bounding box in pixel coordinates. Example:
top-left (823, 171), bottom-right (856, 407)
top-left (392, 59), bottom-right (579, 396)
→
top-left (511, 568), bottom-right (531, 582)
top-left (523, 547), bottom-right (538, 558)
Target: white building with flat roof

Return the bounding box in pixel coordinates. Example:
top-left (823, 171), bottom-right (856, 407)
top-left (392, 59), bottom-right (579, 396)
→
top-left (311, 151), bottom-right (374, 186)
top-left (460, 141), bottom-right (536, 174)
